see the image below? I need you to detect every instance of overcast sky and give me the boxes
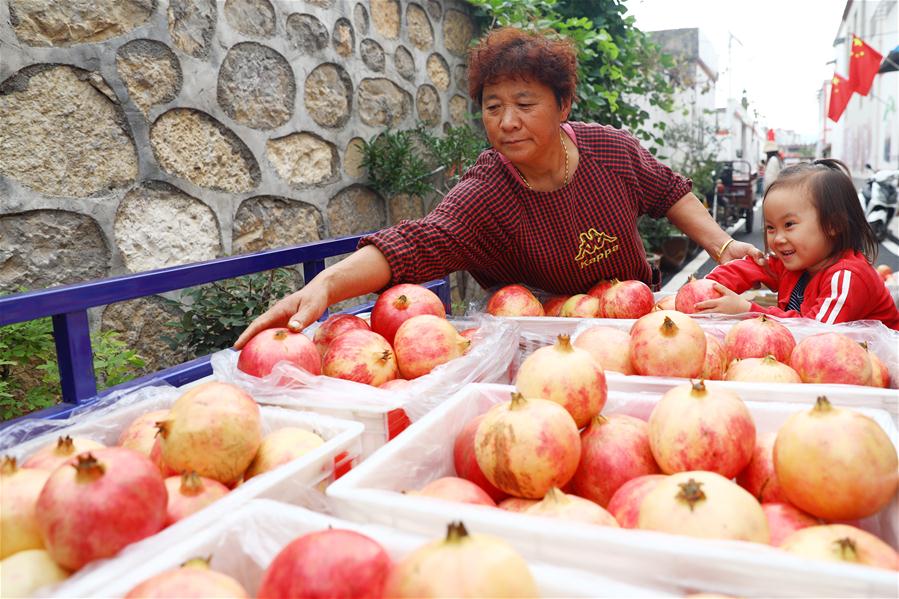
[624,0,850,141]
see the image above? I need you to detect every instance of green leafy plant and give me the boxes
[637,214,677,254]
[658,113,721,201]
[466,0,676,148]
[360,129,434,198]
[163,268,295,359]
[422,124,489,192]
[0,316,146,421]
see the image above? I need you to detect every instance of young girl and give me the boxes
[696,159,899,330]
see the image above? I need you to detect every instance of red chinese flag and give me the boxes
[849,34,883,96]
[828,74,853,122]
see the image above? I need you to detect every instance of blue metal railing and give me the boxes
[0,234,451,426]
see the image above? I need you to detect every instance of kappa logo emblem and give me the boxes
[575,228,619,268]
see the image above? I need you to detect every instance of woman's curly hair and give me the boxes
[468,27,578,108]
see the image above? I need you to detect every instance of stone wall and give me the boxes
[0,0,478,372]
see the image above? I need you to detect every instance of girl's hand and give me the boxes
[694,283,752,315]
[721,239,766,267]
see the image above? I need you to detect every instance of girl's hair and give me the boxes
[763,158,878,263]
[468,27,578,109]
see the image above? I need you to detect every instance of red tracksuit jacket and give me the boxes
[706,249,899,330]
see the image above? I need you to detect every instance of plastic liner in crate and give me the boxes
[211,315,520,457]
[0,384,364,597]
[81,498,671,598]
[327,382,899,598]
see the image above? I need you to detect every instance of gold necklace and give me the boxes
[517,130,569,190]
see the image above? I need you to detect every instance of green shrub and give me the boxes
[0,316,145,421]
[163,268,295,359]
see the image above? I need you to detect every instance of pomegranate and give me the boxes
[648,381,756,478]
[599,279,654,319]
[723,315,796,363]
[156,382,262,486]
[393,315,470,379]
[653,295,677,312]
[586,279,614,313]
[736,432,788,503]
[569,414,660,507]
[573,326,633,375]
[542,295,569,317]
[607,474,667,529]
[629,311,706,378]
[525,487,619,526]
[257,529,392,599]
[701,333,728,380]
[414,476,496,507]
[453,414,507,502]
[725,355,802,383]
[384,522,537,597]
[237,328,321,378]
[773,396,898,520]
[486,284,544,317]
[1,456,51,558]
[125,558,249,598]
[322,329,398,386]
[674,276,722,314]
[36,449,168,571]
[559,293,599,318]
[0,549,69,597]
[313,313,370,358]
[118,410,170,457]
[22,435,105,471]
[761,502,819,547]
[371,283,445,344]
[475,393,581,499]
[863,343,891,388]
[497,497,539,512]
[790,333,872,386]
[781,524,899,570]
[515,334,607,428]
[149,438,177,477]
[244,427,325,480]
[163,472,230,525]
[638,471,769,543]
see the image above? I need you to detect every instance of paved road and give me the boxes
[661,200,899,292]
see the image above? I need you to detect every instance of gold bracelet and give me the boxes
[717,238,735,262]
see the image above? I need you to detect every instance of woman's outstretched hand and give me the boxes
[233,284,329,349]
[721,239,766,267]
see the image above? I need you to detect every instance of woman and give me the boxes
[235,27,763,347]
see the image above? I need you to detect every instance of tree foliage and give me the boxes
[466,0,676,148]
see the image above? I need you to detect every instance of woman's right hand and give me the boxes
[233,284,329,349]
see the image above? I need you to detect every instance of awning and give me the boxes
[879,45,899,73]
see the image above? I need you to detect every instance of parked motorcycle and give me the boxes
[858,164,899,242]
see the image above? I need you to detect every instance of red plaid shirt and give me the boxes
[359,122,691,294]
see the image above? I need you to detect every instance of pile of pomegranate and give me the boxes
[487,280,656,319]
[119,520,537,598]
[437,362,899,571]
[0,381,326,593]
[238,283,472,387]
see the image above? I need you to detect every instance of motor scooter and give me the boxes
[858,164,899,242]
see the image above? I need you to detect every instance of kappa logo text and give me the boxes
[575,228,619,268]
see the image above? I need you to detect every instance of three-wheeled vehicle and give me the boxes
[710,160,757,234]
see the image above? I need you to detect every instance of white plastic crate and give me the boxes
[0,384,364,597]
[213,315,520,457]
[80,498,672,598]
[505,313,899,417]
[327,382,899,598]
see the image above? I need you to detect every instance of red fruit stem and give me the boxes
[690,380,707,395]
[834,538,859,561]
[1,455,17,475]
[56,435,75,455]
[762,355,778,364]
[379,349,393,363]
[156,420,172,439]
[812,396,834,415]
[73,453,106,482]
[509,392,527,409]
[660,316,679,336]
[445,521,470,543]
[180,471,205,495]
[274,330,289,340]
[556,334,574,352]
[394,295,410,310]
[676,478,706,512]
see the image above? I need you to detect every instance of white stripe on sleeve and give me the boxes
[816,270,851,325]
